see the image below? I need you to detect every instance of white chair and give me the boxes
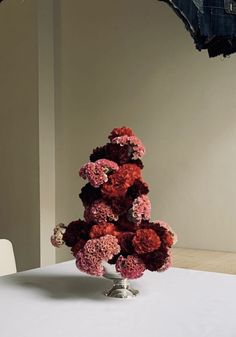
[0,239,17,276]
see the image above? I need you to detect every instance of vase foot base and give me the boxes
[103,285,139,298]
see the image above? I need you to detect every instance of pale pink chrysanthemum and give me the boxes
[116,255,146,279]
[95,159,119,172]
[79,159,119,188]
[111,135,145,160]
[84,234,120,260]
[79,162,107,187]
[76,251,104,276]
[76,235,121,277]
[84,199,118,224]
[50,223,66,248]
[129,194,151,224]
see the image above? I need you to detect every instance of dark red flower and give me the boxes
[63,220,91,247]
[110,196,133,214]
[108,127,135,141]
[90,145,107,162]
[140,220,167,239]
[132,229,161,254]
[117,216,138,231]
[90,143,131,164]
[79,183,102,206]
[71,239,86,257]
[106,143,131,164]
[108,253,121,265]
[142,249,169,271]
[117,232,135,255]
[89,223,117,239]
[128,159,144,169]
[127,179,149,199]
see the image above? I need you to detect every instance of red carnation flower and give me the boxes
[89,223,117,239]
[140,220,166,238]
[132,229,161,254]
[101,164,141,198]
[108,127,135,141]
[163,232,174,247]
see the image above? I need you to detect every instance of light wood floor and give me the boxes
[172,248,236,275]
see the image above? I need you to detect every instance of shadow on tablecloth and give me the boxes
[6,273,112,301]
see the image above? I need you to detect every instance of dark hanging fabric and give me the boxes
[159,0,236,57]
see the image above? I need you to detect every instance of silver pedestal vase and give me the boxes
[103,263,139,299]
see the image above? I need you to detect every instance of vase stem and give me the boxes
[104,278,139,298]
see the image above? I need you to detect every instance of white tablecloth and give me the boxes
[0,261,236,337]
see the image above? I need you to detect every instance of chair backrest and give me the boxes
[0,239,17,276]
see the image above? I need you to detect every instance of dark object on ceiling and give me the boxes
[159,0,236,57]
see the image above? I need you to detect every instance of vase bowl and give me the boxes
[103,263,139,299]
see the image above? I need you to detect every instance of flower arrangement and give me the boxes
[51,127,177,279]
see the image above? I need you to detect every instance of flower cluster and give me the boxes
[111,135,145,160]
[50,224,66,248]
[128,194,151,224]
[84,199,118,223]
[76,235,120,276]
[101,164,141,198]
[79,159,119,188]
[51,127,177,280]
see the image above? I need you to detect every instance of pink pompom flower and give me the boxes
[116,255,146,279]
[79,159,119,188]
[84,199,118,224]
[76,251,104,276]
[129,194,151,224]
[76,235,121,276]
[111,135,145,160]
[50,223,66,248]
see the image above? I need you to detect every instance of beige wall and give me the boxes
[1,0,236,269]
[0,0,40,271]
[55,0,236,262]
